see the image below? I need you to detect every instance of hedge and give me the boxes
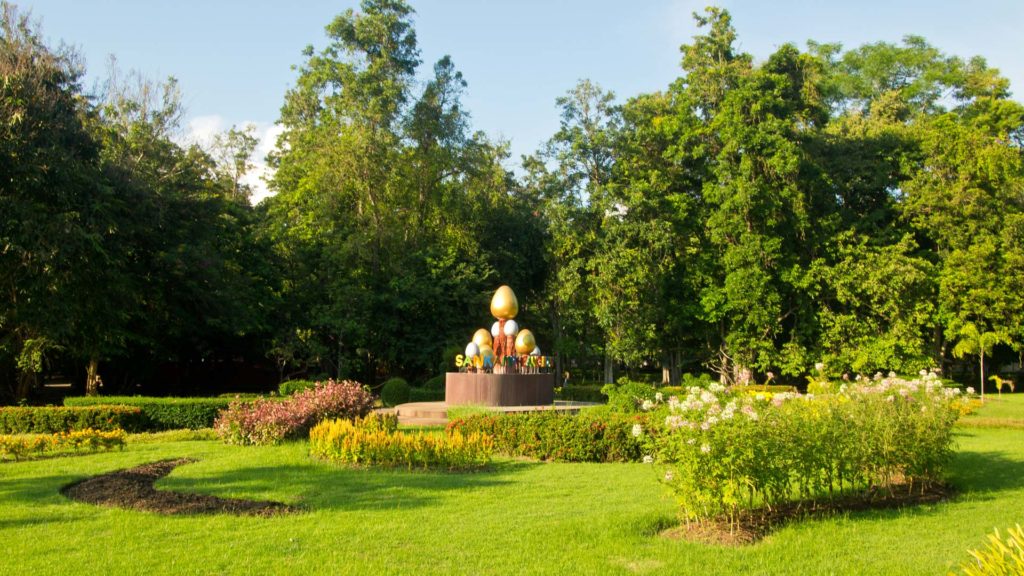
[557,384,606,403]
[409,387,444,403]
[445,408,649,462]
[0,406,145,434]
[64,396,246,430]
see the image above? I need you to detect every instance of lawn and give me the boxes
[1,405,1022,574]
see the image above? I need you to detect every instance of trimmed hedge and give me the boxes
[558,384,606,403]
[279,380,316,396]
[64,396,243,430]
[0,406,145,434]
[445,408,649,462]
[409,388,444,403]
[380,378,410,407]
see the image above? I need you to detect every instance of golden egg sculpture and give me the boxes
[478,344,494,360]
[472,328,492,349]
[490,285,519,320]
[514,329,536,355]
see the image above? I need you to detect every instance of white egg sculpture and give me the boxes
[491,321,501,338]
[465,342,480,357]
[530,346,541,356]
[503,319,519,337]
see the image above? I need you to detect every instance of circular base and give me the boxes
[445,372,555,406]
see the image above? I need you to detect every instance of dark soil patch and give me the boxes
[660,483,952,546]
[61,458,297,517]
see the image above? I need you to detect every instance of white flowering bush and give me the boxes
[650,371,964,525]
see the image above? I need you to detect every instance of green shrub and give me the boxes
[0,428,127,461]
[278,380,316,396]
[422,374,445,390]
[446,409,650,462]
[730,384,798,394]
[958,524,1024,576]
[0,405,145,434]
[409,388,444,403]
[601,379,657,412]
[380,377,411,407]
[64,396,239,430]
[558,384,606,403]
[310,415,492,470]
[680,372,715,389]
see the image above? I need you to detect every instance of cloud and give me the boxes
[182,115,282,205]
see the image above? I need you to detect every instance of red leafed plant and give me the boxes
[214,380,374,446]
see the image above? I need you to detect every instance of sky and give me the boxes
[23,0,1024,203]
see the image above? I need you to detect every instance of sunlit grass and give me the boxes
[0,425,1021,574]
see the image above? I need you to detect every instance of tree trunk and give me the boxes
[979,354,985,404]
[603,351,614,384]
[85,358,101,396]
[661,351,671,386]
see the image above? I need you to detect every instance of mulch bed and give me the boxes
[61,458,297,517]
[660,483,952,546]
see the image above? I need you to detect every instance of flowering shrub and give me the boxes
[0,428,127,461]
[652,372,963,525]
[310,415,492,470]
[214,380,374,445]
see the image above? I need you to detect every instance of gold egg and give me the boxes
[472,328,492,349]
[478,344,494,359]
[514,329,536,355]
[490,285,519,320]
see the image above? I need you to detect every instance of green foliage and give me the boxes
[557,384,607,403]
[278,380,316,396]
[0,428,127,461]
[958,524,1024,576]
[445,409,649,462]
[0,405,144,434]
[422,374,445,390]
[64,396,239,430]
[601,379,657,412]
[380,377,411,407]
[310,414,491,470]
[408,388,444,403]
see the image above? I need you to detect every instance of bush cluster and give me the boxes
[446,408,649,462]
[380,377,410,407]
[0,405,145,434]
[310,415,492,470]
[278,380,316,396]
[0,428,127,461]
[652,373,963,524]
[214,380,374,445]
[65,396,240,430]
[958,524,1024,576]
[601,379,658,412]
[557,384,606,403]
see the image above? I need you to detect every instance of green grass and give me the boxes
[962,393,1024,428]
[0,424,1022,574]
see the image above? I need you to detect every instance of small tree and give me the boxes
[952,323,1010,403]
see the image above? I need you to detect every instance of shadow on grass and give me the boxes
[155,458,536,513]
[947,449,1024,496]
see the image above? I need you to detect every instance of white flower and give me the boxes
[967,387,976,395]
[888,371,897,378]
[642,455,654,464]
[655,392,664,402]
[700,443,711,454]
[919,369,928,377]
[814,362,825,372]
[641,400,654,411]
[664,470,675,482]
[631,424,643,438]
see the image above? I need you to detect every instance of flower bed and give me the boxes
[310,414,492,470]
[214,380,374,445]
[651,373,963,526]
[0,428,127,461]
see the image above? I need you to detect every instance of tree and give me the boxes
[952,323,1010,402]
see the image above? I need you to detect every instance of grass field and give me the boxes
[1,397,1022,575]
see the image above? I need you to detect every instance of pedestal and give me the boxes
[445,372,556,407]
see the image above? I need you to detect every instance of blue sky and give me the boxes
[25,0,1024,201]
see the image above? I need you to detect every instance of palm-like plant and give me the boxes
[952,323,1010,403]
